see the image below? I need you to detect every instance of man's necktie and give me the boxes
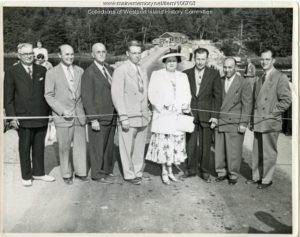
[27,67,32,79]
[67,67,76,98]
[136,65,144,93]
[261,73,266,85]
[196,74,202,95]
[102,66,112,84]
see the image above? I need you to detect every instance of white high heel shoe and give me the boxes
[168,173,179,182]
[162,172,170,185]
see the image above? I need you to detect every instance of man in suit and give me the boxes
[215,58,252,185]
[45,44,87,185]
[4,43,55,186]
[81,43,117,184]
[247,48,291,189]
[111,40,150,185]
[182,48,222,182]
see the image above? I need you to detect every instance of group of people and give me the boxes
[4,40,291,190]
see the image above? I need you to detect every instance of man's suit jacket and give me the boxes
[111,60,150,127]
[252,68,291,133]
[4,63,50,128]
[81,62,116,125]
[44,63,86,127]
[183,66,222,127]
[218,74,252,132]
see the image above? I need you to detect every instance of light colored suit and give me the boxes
[251,68,291,184]
[111,60,150,180]
[45,63,87,178]
[215,74,252,179]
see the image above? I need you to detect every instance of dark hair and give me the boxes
[36,53,45,59]
[260,47,276,58]
[127,40,142,51]
[194,48,209,58]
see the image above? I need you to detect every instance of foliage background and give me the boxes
[3,8,293,57]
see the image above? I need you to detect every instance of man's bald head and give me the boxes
[92,43,107,64]
[58,44,74,66]
[223,57,237,78]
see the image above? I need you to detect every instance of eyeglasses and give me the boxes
[20,53,34,56]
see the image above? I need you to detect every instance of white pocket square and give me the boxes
[39,77,44,81]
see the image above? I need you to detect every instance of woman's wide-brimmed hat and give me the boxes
[159,49,186,63]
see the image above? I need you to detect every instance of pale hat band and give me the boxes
[159,52,187,62]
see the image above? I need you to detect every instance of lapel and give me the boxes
[92,62,110,88]
[187,67,197,97]
[198,67,211,96]
[32,64,41,90]
[125,60,139,85]
[16,63,34,95]
[73,66,82,97]
[256,69,276,102]
[221,77,226,100]
[58,64,75,99]
[17,63,33,82]
[221,74,241,110]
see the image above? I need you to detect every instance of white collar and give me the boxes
[225,73,236,81]
[264,67,274,77]
[21,63,32,72]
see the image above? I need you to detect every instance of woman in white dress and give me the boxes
[146,50,192,185]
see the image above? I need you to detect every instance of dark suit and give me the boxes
[183,66,222,178]
[251,68,291,184]
[215,74,252,179]
[81,62,117,179]
[4,63,50,180]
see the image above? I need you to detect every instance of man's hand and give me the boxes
[62,110,74,119]
[10,119,19,129]
[121,120,130,131]
[238,125,247,134]
[209,118,218,129]
[91,120,100,131]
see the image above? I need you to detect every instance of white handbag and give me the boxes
[176,114,195,133]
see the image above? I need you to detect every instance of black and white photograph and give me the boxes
[1,1,298,235]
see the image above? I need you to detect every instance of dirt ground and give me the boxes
[2,128,293,233]
[1,45,293,234]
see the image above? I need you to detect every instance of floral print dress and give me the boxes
[146,76,187,166]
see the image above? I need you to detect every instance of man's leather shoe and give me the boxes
[202,177,212,183]
[125,178,141,185]
[228,179,237,185]
[75,175,89,182]
[245,179,261,184]
[63,177,73,185]
[257,181,272,189]
[215,176,227,182]
[180,172,196,179]
[92,177,114,184]
[33,175,55,182]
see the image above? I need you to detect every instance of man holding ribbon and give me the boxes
[182,48,222,183]
[45,44,87,185]
[111,40,151,185]
[81,43,117,184]
[4,43,55,186]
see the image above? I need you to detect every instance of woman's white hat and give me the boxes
[159,50,186,62]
